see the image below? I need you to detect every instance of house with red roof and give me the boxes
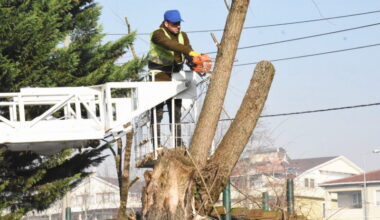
[320,169,380,220]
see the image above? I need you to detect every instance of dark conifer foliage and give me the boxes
[0,145,109,219]
[0,0,145,219]
[0,0,144,92]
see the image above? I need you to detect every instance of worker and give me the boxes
[148,9,200,147]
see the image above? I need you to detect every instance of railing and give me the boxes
[0,87,104,125]
[0,80,188,153]
[134,122,196,162]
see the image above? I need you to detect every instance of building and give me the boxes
[22,174,143,220]
[231,147,290,189]
[320,169,380,220]
[289,156,363,219]
[230,148,363,220]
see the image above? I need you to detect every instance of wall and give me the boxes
[324,184,380,220]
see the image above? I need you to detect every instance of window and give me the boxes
[337,191,362,208]
[249,175,260,188]
[274,172,284,178]
[376,190,380,206]
[304,178,315,188]
[310,179,315,188]
[352,192,362,208]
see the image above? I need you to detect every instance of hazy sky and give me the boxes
[96,0,380,172]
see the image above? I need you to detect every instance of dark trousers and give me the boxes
[151,99,182,147]
[149,69,183,147]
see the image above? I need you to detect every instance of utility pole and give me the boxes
[262,192,269,211]
[61,191,71,220]
[364,149,380,220]
[223,180,231,220]
[363,170,368,220]
[286,178,294,214]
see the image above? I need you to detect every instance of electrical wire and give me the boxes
[218,102,380,121]
[206,22,380,54]
[233,42,380,67]
[103,10,380,36]
[116,22,380,65]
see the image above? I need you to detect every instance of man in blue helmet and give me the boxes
[148,9,200,147]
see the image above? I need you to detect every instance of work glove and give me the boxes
[189,51,201,57]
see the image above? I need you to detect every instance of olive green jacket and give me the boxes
[148,23,193,73]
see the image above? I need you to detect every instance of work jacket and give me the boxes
[148,24,192,74]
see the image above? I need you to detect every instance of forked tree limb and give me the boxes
[194,61,275,214]
[209,60,275,183]
[189,0,250,167]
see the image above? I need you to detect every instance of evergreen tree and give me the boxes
[0,0,145,219]
[0,146,109,220]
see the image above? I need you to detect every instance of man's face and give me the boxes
[164,21,181,34]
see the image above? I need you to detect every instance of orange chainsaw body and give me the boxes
[191,54,212,73]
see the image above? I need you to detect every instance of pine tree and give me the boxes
[0,0,145,219]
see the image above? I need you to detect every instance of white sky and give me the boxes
[96,0,380,172]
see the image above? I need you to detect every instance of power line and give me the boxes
[233,42,380,67]
[115,24,380,64]
[104,10,380,36]
[186,9,380,33]
[218,102,380,121]
[206,22,380,54]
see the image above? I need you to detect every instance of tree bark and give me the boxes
[142,1,278,219]
[117,130,138,219]
[189,0,250,167]
[195,61,275,213]
[143,62,275,219]
[142,148,196,220]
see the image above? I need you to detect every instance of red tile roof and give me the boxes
[321,169,380,186]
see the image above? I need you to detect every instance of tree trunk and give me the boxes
[142,148,195,220]
[142,1,277,219]
[117,130,138,219]
[189,0,250,167]
[195,61,275,213]
[143,61,275,219]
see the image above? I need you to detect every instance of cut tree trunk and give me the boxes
[142,61,275,219]
[142,0,277,219]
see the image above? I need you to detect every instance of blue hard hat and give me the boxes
[164,10,184,22]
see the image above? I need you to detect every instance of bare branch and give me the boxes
[210,33,220,49]
[224,0,231,10]
[125,16,138,59]
[128,177,139,188]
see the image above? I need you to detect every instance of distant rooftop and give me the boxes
[98,176,144,193]
[251,147,287,154]
[98,176,118,186]
[288,156,338,173]
[321,169,380,186]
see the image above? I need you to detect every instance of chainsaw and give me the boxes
[186,54,212,75]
